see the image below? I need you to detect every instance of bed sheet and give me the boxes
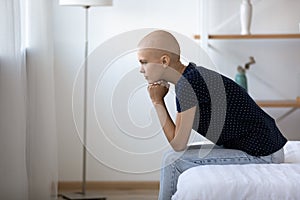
[172,141,300,200]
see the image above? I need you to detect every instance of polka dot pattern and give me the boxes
[175,63,287,156]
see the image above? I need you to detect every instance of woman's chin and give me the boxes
[147,79,155,84]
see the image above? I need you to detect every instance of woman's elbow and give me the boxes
[170,142,187,152]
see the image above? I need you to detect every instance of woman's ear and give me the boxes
[161,55,170,68]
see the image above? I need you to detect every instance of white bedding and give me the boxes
[172,141,300,200]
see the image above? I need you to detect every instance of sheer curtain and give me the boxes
[0,0,28,199]
[0,0,58,199]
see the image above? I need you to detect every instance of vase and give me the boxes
[240,0,252,35]
[235,71,248,92]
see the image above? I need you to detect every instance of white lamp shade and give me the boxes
[59,0,112,6]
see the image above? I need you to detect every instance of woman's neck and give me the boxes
[163,61,186,84]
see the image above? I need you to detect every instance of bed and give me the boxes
[172,141,300,200]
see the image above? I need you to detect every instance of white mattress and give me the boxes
[172,141,300,200]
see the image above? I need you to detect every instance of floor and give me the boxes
[58,189,159,200]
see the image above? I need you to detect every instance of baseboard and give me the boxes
[58,181,159,191]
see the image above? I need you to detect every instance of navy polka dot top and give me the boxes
[175,63,287,156]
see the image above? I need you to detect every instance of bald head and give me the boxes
[138,30,181,60]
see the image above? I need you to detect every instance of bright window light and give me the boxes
[20,0,29,48]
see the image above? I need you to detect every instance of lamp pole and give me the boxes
[59,1,112,199]
[82,5,90,196]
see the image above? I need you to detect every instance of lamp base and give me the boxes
[60,191,106,200]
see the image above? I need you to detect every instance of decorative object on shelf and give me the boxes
[235,56,255,91]
[240,0,253,35]
[235,67,248,91]
[59,0,113,199]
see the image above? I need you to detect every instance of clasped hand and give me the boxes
[147,80,170,105]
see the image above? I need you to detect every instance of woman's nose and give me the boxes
[139,65,145,73]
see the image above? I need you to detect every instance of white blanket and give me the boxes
[172,141,300,200]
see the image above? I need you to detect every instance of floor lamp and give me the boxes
[59,0,113,199]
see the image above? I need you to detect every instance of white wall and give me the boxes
[54,0,300,181]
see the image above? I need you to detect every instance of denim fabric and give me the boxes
[158,144,284,200]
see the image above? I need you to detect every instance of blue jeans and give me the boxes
[158,144,284,200]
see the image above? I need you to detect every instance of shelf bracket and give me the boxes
[276,108,298,123]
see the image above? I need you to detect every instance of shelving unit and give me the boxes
[194,32,300,120]
[256,97,300,108]
[195,1,300,122]
[193,33,300,111]
[194,34,300,40]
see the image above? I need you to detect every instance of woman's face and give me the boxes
[137,49,166,84]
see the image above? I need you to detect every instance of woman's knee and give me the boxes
[161,150,183,168]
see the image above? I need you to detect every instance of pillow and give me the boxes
[284,141,300,163]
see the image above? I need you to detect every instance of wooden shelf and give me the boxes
[256,97,300,108]
[194,34,300,40]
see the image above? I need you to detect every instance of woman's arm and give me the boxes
[148,83,196,151]
[171,106,196,151]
